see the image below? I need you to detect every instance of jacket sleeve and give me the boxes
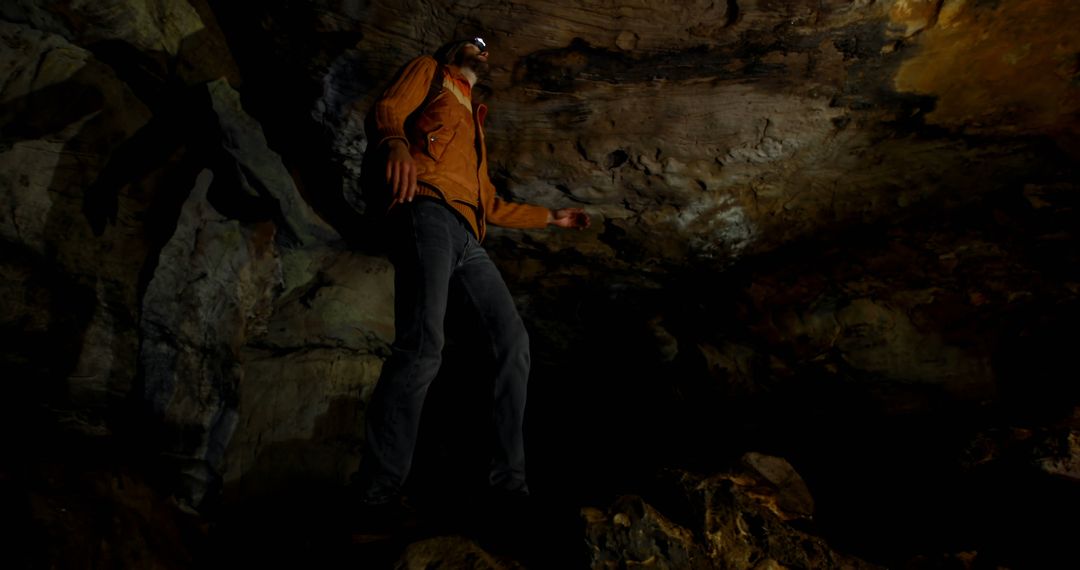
[481,178,551,229]
[374,56,439,148]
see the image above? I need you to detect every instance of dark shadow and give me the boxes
[0,26,298,518]
[203,0,370,248]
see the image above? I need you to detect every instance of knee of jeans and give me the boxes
[392,328,445,361]
[385,344,443,386]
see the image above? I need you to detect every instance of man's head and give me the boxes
[434,37,489,72]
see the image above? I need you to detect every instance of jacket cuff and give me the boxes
[378,135,409,149]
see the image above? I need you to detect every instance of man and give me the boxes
[354,37,590,516]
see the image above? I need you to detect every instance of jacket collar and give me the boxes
[446,65,474,96]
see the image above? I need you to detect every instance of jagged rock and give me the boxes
[205,78,337,248]
[695,463,878,569]
[139,168,281,508]
[212,0,1078,271]
[135,75,348,507]
[225,249,394,498]
[887,0,945,38]
[958,408,1080,482]
[1010,408,1080,482]
[696,341,762,398]
[396,536,525,570]
[583,495,712,570]
[893,0,1080,141]
[583,455,877,569]
[1035,430,1080,482]
[1,0,204,56]
[584,453,874,569]
[832,297,990,390]
[738,452,815,521]
[0,20,153,413]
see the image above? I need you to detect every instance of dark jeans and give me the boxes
[357,198,530,503]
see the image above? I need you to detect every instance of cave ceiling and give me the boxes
[285,0,1080,279]
[5,0,1076,282]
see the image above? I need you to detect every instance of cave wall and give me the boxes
[2,2,1079,565]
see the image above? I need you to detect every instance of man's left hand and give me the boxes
[548,208,591,229]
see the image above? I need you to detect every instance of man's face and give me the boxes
[458,41,489,73]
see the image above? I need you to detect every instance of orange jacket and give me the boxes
[374,55,550,241]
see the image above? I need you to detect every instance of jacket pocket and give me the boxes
[423,125,456,161]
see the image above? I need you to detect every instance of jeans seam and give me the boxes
[382,203,429,492]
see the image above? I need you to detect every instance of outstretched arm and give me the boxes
[484,194,592,231]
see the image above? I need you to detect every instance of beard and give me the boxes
[459,53,490,76]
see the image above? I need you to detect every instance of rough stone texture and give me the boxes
[131,77,382,507]
[206,78,337,248]
[1,0,375,519]
[963,407,1080,483]
[139,167,281,509]
[0,0,204,55]
[1035,429,1080,482]
[396,536,525,570]
[3,0,1080,568]
[894,0,1080,140]
[212,0,1079,415]
[0,19,153,413]
[682,461,876,570]
[583,495,712,570]
[739,452,814,521]
[583,454,877,569]
[225,249,393,498]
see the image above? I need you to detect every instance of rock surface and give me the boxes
[2,0,1079,568]
[583,453,878,570]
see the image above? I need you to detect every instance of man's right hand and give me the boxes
[385,139,418,204]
